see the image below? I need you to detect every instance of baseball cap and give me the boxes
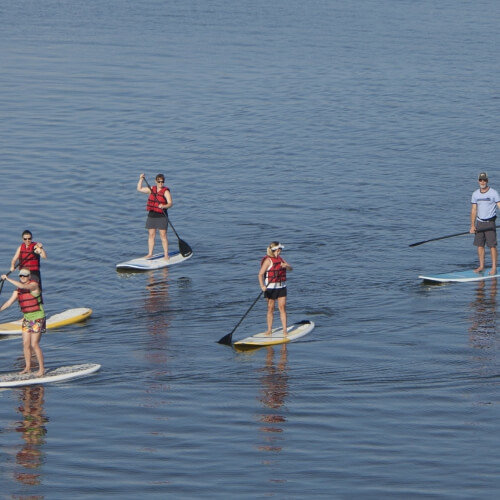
[478,172,488,180]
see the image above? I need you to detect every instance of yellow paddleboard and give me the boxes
[0,307,92,335]
[234,320,314,348]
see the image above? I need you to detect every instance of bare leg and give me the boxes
[159,229,169,260]
[277,296,287,336]
[490,246,498,275]
[20,331,32,374]
[31,332,44,377]
[145,228,156,258]
[474,246,485,272]
[265,298,275,335]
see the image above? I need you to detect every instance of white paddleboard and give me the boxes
[419,269,500,283]
[0,363,100,388]
[0,307,93,335]
[116,250,192,271]
[234,320,315,348]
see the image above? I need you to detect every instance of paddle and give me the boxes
[217,292,263,346]
[143,177,193,257]
[409,225,500,247]
[0,250,35,296]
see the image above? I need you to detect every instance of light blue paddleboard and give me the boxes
[419,269,500,283]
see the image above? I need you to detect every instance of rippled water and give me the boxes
[0,0,499,497]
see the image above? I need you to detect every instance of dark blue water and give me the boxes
[0,0,499,497]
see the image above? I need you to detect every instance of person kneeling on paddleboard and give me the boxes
[258,242,293,337]
[0,269,45,376]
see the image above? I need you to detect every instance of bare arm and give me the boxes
[258,258,271,291]
[0,290,19,312]
[470,204,477,233]
[137,173,151,194]
[10,246,20,271]
[35,242,47,259]
[2,275,40,292]
[161,189,173,210]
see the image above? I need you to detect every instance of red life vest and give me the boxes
[261,255,286,285]
[19,242,40,271]
[17,282,43,313]
[146,186,170,213]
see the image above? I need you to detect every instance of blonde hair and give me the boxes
[266,241,281,257]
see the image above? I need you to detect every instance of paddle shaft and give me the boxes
[217,292,263,345]
[409,225,500,247]
[0,250,36,295]
[143,177,192,257]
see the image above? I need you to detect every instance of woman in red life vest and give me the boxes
[258,242,293,336]
[137,173,173,260]
[0,269,45,376]
[10,230,47,290]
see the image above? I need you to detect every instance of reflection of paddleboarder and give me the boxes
[470,172,500,275]
[137,173,173,261]
[10,230,47,290]
[0,269,45,376]
[258,242,293,337]
[15,385,47,486]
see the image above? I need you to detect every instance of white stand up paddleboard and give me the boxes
[234,320,315,348]
[116,250,192,271]
[419,269,500,283]
[0,363,101,388]
[0,308,93,335]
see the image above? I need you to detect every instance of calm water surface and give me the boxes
[0,0,499,498]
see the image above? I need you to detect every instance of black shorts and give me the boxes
[264,288,287,300]
[474,219,497,248]
[146,211,168,230]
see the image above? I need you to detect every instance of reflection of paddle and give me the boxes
[143,177,193,257]
[218,292,262,346]
[409,225,500,247]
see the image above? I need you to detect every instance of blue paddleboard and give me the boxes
[419,269,500,283]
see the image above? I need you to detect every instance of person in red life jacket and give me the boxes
[0,268,45,377]
[137,173,173,260]
[258,242,293,337]
[10,230,47,290]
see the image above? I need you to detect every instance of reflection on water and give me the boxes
[468,280,498,373]
[143,269,171,407]
[14,385,48,487]
[257,345,288,456]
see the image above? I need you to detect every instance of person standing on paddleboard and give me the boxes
[10,230,47,290]
[258,242,293,337]
[470,172,500,275]
[137,173,173,261]
[0,269,45,376]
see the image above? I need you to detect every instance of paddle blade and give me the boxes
[217,332,233,345]
[178,238,192,257]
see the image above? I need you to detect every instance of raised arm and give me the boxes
[137,173,151,194]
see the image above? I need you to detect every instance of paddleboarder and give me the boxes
[258,242,293,337]
[470,172,500,275]
[137,173,173,261]
[0,269,45,376]
[10,230,47,290]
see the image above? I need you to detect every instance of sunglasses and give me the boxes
[19,274,30,278]
[479,179,488,182]
[156,180,164,184]
[23,237,32,240]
